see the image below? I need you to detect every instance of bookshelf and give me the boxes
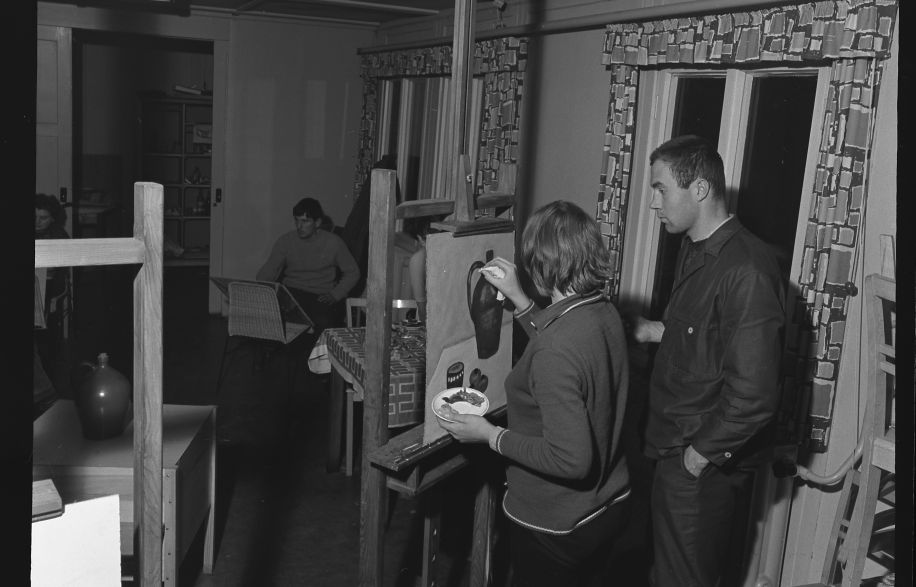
[138,94,212,266]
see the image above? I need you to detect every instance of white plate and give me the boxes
[431,387,489,422]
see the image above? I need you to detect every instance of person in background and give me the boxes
[35,193,69,240]
[629,135,785,587]
[35,193,71,373]
[257,197,360,345]
[436,200,631,587]
[399,214,446,323]
[35,193,71,312]
[339,155,397,297]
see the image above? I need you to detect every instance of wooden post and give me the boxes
[34,182,165,585]
[133,182,164,586]
[448,0,477,222]
[469,473,498,587]
[358,169,398,587]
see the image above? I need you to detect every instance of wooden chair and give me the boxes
[342,296,419,476]
[797,273,896,587]
[215,281,312,400]
[345,297,419,328]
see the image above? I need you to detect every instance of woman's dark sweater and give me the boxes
[498,292,630,534]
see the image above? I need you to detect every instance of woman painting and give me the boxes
[436,200,631,586]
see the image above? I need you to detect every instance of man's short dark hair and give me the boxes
[292,197,324,220]
[520,200,611,297]
[650,135,726,200]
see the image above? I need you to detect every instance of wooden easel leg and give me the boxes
[358,463,387,586]
[326,369,346,473]
[469,476,497,587]
[421,490,443,587]
[345,392,355,476]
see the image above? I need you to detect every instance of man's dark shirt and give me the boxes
[645,217,786,468]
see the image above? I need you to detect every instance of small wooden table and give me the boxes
[310,325,426,472]
[32,400,217,586]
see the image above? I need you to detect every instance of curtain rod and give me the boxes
[357,0,792,54]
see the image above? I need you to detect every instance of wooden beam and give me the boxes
[358,169,398,587]
[132,182,164,586]
[476,193,516,210]
[447,0,477,221]
[35,237,146,267]
[396,198,455,219]
[251,0,441,16]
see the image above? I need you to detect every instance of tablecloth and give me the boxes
[309,325,426,427]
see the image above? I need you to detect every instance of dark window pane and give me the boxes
[671,77,726,145]
[416,79,441,199]
[650,77,726,319]
[386,82,401,159]
[402,79,428,202]
[736,75,817,279]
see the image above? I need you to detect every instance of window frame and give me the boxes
[619,65,831,316]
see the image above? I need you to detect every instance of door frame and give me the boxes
[38,2,231,312]
[36,24,73,236]
[620,64,832,587]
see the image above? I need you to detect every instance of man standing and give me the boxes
[631,135,785,586]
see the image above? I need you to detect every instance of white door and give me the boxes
[36,25,72,236]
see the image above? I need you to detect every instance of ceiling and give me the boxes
[188,0,460,25]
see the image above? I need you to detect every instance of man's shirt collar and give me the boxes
[684,215,740,258]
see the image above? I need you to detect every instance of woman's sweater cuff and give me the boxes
[513,300,534,318]
[490,427,508,454]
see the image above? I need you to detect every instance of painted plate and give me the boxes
[431,387,489,422]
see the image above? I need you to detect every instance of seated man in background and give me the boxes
[257,197,360,348]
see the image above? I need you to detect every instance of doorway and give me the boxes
[66,30,216,397]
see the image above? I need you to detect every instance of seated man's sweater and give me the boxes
[256,229,359,301]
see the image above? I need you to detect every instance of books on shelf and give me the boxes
[173,84,201,95]
[173,84,211,97]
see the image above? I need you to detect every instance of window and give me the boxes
[621,66,829,320]
[375,77,484,204]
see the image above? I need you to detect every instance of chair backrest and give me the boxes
[346,297,418,328]
[228,281,288,342]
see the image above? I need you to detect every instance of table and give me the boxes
[32,400,217,586]
[310,325,426,473]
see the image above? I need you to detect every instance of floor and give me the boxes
[37,264,653,586]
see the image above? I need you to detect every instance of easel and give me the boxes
[357,168,510,587]
[356,2,515,584]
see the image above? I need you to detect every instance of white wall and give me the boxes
[220,19,374,281]
[515,29,612,222]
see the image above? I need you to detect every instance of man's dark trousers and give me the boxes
[650,450,755,587]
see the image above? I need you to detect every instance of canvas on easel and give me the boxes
[422,230,515,443]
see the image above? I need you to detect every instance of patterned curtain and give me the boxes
[600,0,897,451]
[352,37,528,201]
[792,56,886,451]
[596,64,638,298]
